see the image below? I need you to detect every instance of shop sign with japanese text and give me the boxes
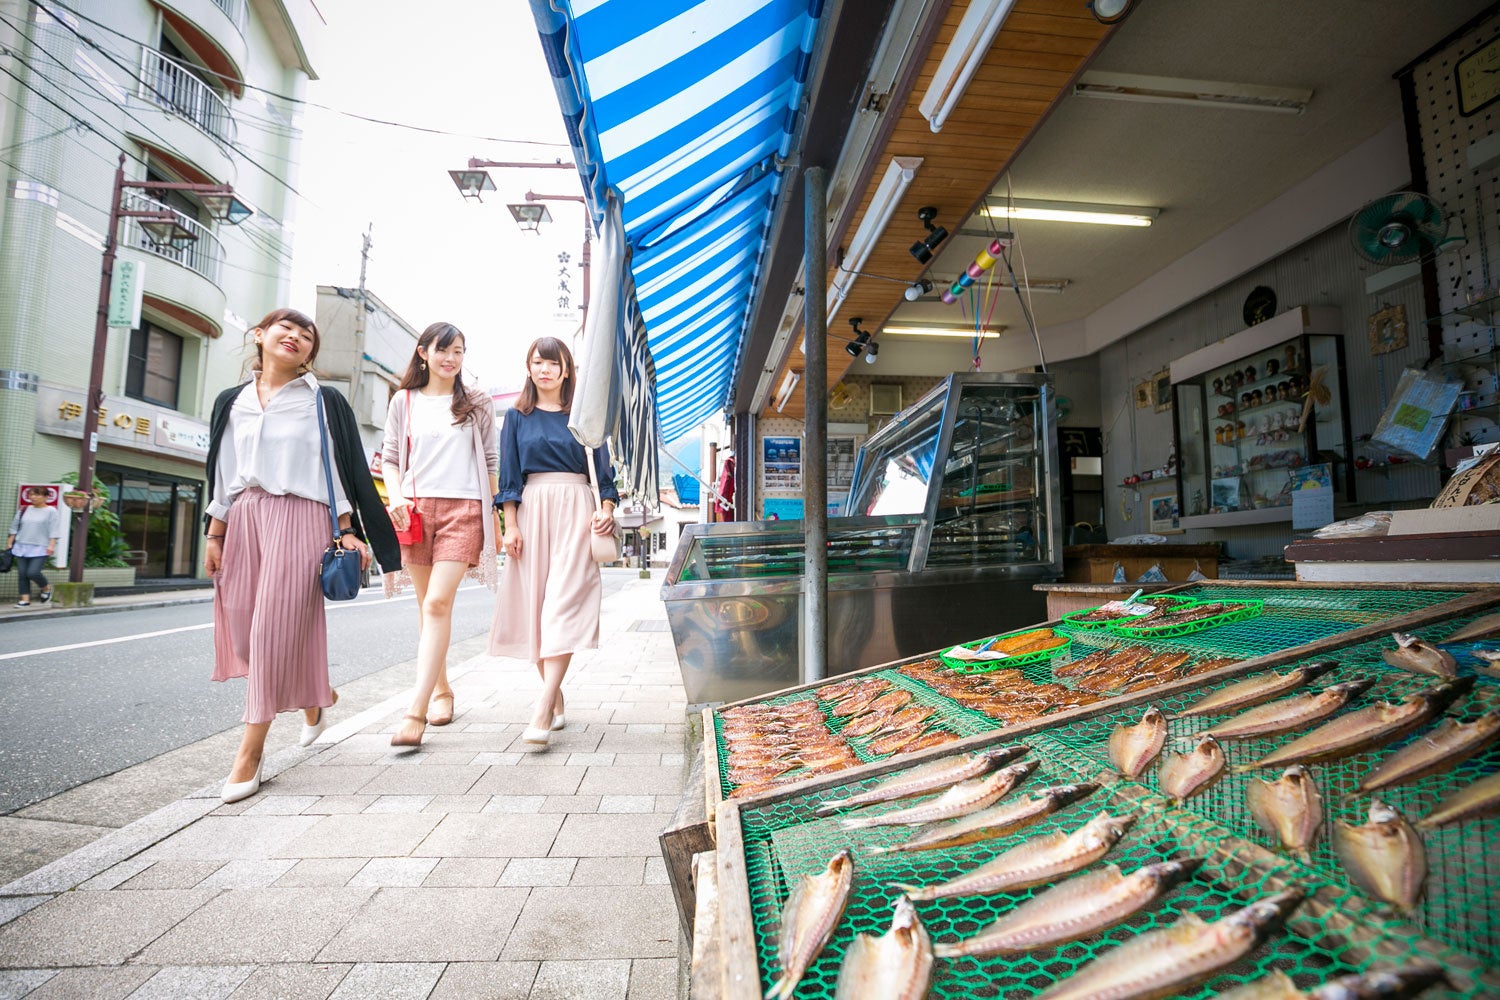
[35,384,210,461]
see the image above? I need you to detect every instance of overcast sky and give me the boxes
[287,0,582,391]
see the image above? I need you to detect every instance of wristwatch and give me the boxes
[492,492,505,510]
[336,527,358,538]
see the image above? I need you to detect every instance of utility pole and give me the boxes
[349,223,371,419]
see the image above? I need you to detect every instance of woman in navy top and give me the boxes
[488,336,618,746]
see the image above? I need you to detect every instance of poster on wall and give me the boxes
[1147,494,1181,533]
[1290,463,1335,530]
[762,436,802,490]
[762,498,804,521]
[17,484,72,569]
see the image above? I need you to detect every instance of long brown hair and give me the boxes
[249,307,319,373]
[513,336,575,415]
[396,322,484,425]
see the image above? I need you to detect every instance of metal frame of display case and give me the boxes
[698,581,1500,999]
[661,372,1063,706]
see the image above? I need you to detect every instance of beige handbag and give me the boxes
[586,446,622,564]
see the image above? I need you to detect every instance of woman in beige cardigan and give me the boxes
[380,322,498,747]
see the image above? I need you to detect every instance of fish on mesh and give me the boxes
[1108,706,1167,779]
[1417,770,1500,829]
[814,745,1028,815]
[868,783,1099,855]
[832,896,932,1000]
[765,850,854,1000]
[1355,709,1500,795]
[1174,660,1339,719]
[839,761,1037,831]
[1334,800,1427,913]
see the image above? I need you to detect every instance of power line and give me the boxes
[30,0,571,148]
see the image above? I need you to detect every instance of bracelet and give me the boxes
[206,533,225,540]
[337,527,357,538]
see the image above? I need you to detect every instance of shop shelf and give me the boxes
[1211,368,1307,400]
[1107,599,1264,638]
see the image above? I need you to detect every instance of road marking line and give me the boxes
[0,586,485,661]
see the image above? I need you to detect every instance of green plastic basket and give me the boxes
[1059,594,1196,631]
[1107,598,1264,639]
[939,630,1071,672]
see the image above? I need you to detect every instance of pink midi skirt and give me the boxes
[488,472,601,662]
[212,488,334,724]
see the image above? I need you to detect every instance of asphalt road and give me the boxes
[0,572,633,814]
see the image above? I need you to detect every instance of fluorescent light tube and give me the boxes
[1073,72,1311,114]
[918,0,1018,132]
[927,274,1069,294]
[828,156,922,323]
[880,326,1004,339]
[984,199,1158,227]
[774,370,801,412]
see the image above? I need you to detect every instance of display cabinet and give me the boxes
[662,372,1061,703]
[1171,307,1352,529]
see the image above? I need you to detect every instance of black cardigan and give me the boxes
[205,382,401,573]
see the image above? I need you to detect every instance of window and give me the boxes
[126,323,183,409]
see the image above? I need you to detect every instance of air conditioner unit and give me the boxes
[869,383,903,415]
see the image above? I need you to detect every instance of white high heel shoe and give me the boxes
[221,757,264,804]
[522,725,551,746]
[550,711,566,731]
[300,691,339,747]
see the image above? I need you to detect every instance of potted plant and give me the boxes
[55,475,133,588]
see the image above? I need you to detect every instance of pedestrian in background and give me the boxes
[488,336,617,747]
[6,487,62,607]
[381,322,498,748]
[204,307,399,803]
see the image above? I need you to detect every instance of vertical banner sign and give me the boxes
[107,260,144,329]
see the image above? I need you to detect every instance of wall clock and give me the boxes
[1243,285,1277,327]
[1457,35,1500,117]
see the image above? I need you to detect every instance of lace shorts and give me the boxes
[401,498,484,566]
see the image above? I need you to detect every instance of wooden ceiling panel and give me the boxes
[763,0,1111,422]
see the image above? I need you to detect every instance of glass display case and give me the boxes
[1171,307,1352,528]
[663,373,1061,703]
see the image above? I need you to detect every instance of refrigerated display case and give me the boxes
[662,372,1062,704]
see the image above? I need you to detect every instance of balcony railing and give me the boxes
[122,191,225,286]
[139,48,236,147]
[211,0,247,32]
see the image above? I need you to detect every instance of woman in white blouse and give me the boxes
[380,322,498,747]
[204,308,399,803]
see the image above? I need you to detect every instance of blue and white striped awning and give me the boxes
[531,0,824,443]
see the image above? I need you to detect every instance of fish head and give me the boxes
[1343,960,1452,999]
[1099,811,1139,840]
[1047,782,1100,807]
[982,744,1030,765]
[890,895,920,933]
[1418,675,1477,712]
[827,849,854,878]
[1475,649,1500,663]
[1141,705,1166,725]
[1280,765,1313,790]
[1300,659,1340,680]
[1329,676,1378,698]
[1140,857,1205,890]
[1238,888,1305,935]
[1391,631,1419,648]
[1004,759,1040,780]
[1194,735,1222,757]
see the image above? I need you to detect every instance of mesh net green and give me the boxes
[723,595,1497,999]
[712,585,1468,802]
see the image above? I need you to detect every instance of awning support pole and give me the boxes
[803,166,828,685]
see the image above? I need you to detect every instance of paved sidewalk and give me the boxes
[0,578,691,1000]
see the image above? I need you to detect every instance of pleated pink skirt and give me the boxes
[212,488,334,724]
[488,472,601,662]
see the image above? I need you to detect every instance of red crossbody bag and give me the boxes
[391,390,424,545]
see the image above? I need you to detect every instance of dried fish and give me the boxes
[832,896,932,1000]
[1116,601,1250,631]
[1214,970,1306,1000]
[1446,612,1500,643]
[1160,736,1226,803]
[1334,800,1427,912]
[863,690,915,716]
[868,783,1100,855]
[815,745,1029,815]
[1381,632,1458,680]
[840,762,1037,830]
[841,710,895,738]
[1200,678,1377,742]
[1247,765,1324,861]
[899,729,960,753]
[873,705,938,736]
[1175,660,1339,719]
[868,725,929,756]
[894,811,1136,901]
[1109,706,1167,779]
[1035,889,1305,1000]
[1244,678,1476,771]
[1356,710,1500,795]
[1416,771,1500,829]
[765,850,854,1000]
[1307,960,1451,1000]
[933,858,1203,958]
[832,687,889,718]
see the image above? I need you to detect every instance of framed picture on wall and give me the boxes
[1135,380,1153,409]
[1148,493,1181,533]
[1367,304,1408,355]
[1153,369,1173,413]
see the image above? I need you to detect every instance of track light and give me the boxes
[864,341,879,364]
[909,207,948,264]
[904,279,933,302]
[1087,0,1134,24]
[845,318,872,358]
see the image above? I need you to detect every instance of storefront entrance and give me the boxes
[97,465,202,579]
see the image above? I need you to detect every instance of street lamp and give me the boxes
[507,202,552,232]
[69,153,254,586]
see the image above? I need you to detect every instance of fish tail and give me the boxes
[863,844,893,856]
[889,881,928,899]
[931,941,965,959]
[839,817,870,831]
[764,975,790,1000]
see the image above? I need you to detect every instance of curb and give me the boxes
[0,595,216,623]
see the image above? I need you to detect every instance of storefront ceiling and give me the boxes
[760,0,1492,422]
